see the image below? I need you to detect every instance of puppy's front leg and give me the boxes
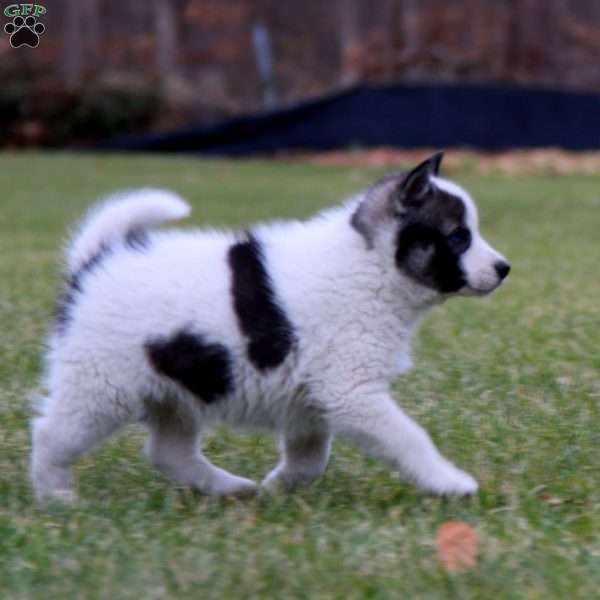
[331,391,477,496]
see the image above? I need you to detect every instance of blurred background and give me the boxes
[2,0,600,154]
[4,6,600,599]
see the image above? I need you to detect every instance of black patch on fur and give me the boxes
[54,285,79,335]
[145,331,233,402]
[54,243,112,335]
[125,227,151,252]
[395,187,469,293]
[228,232,295,371]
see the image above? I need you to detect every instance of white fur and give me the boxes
[433,177,507,294]
[31,181,507,503]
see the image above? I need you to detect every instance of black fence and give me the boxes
[99,84,600,154]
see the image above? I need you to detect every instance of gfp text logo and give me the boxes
[4,4,47,48]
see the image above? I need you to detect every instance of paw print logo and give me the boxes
[4,15,45,48]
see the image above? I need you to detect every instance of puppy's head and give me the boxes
[352,152,510,297]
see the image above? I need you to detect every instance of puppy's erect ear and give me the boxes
[429,151,444,175]
[395,151,444,209]
[350,152,444,247]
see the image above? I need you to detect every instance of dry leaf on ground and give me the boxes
[435,521,480,572]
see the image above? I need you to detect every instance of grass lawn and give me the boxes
[0,152,599,599]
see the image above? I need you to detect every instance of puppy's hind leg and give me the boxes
[144,403,257,498]
[31,393,126,505]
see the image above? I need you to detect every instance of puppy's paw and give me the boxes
[211,472,258,499]
[225,480,259,499]
[261,464,321,492]
[36,488,79,506]
[418,463,478,497]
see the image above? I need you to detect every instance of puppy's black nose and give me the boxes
[494,261,511,280]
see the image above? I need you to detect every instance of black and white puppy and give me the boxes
[31,153,510,503]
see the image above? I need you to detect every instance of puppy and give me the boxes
[31,152,509,503]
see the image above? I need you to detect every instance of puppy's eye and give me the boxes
[447,227,471,250]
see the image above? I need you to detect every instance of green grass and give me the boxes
[1,152,599,599]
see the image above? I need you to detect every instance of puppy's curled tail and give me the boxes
[65,189,191,275]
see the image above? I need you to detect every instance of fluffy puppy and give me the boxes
[31,152,509,503]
